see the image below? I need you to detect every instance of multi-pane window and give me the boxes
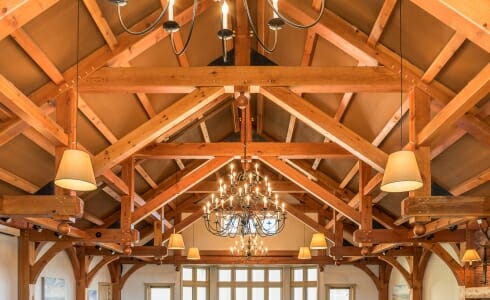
[291,267,318,300]
[182,266,209,300]
[145,284,173,300]
[218,267,282,300]
[326,285,355,300]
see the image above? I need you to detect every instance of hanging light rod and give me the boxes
[110,0,326,61]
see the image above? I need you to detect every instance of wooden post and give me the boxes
[76,247,87,300]
[378,262,390,300]
[55,89,77,223]
[409,86,432,224]
[411,248,423,300]
[121,158,135,249]
[18,230,31,300]
[359,161,373,247]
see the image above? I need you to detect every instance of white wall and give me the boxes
[182,213,316,251]
[423,255,459,300]
[122,264,180,300]
[34,250,76,300]
[389,257,410,300]
[0,234,18,300]
[321,265,379,300]
[88,256,112,299]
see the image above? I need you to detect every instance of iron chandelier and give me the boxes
[109,0,326,61]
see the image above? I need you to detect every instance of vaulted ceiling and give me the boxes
[0,0,489,264]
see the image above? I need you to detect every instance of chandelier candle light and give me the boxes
[230,235,268,257]
[203,161,286,237]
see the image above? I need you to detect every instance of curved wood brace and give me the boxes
[87,256,119,285]
[120,264,144,289]
[421,242,464,285]
[65,247,80,279]
[378,256,412,288]
[30,242,72,283]
[417,249,432,281]
[353,262,382,290]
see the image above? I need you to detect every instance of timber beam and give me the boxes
[329,246,415,258]
[28,229,140,244]
[0,195,83,218]
[80,66,402,93]
[402,196,490,218]
[353,229,465,244]
[136,142,352,159]
[85,246,168,257]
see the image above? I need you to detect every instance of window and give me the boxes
[326,285,355,300]
[291,267,318,300]
[145,284,173,300]
[182,266,209,300]
[218,267,282,300]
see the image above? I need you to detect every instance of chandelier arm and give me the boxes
[242,0,279,53]
[169,0,198,56]
[268,0,326,29]
[117,4,169,35]
[222,37,229,63]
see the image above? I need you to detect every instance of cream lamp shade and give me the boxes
[54,149,97,191]
[168,233,185,250]
[298,246,312,260]
[462,249,481,266]
[310,232,327,249]
[381,150,423,193]
[187,247,201,260]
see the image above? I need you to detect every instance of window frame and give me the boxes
[217,267,283,300]
[182,266,210,300]
[144,283,174,300]
[325,284,355,300]
[290,266,319,300]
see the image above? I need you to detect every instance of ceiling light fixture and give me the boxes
[54,0,96,192]
[187,224,201,260]
[310,232,327,250]
[380,1,422,193]
[168,229,185,250]
[298,223,311,260]
[110,0,326,61]
[202,103,286,237]
[230,234,268,258]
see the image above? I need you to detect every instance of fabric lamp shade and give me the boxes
[310,232,327,249]
[462,249,481,266]
[168,233,185,250]
[55,149,97,191]
[381,150,423,193]
[298,246,312,260]
[187,247,201,260]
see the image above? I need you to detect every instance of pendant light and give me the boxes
[54,0,96,192]
[187,224,200,260]
[168,229,185,250]
[298,223,312,260]
[310,232,327,250]
[381,1,422,193]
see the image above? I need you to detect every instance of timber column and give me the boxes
[18,230,33,300]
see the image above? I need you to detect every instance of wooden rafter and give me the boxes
[11,29,65,84]
[368,0,398,46]
[418,64,490,145]
[409,0,490,53]
[261,87,388,172]
[259,156,361,225]
[81,66,401,93]
[92,87,225,177]
[281,2,489,146]
[82,0,118,50]
[136,142,352,159]
[0,0,60,40]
